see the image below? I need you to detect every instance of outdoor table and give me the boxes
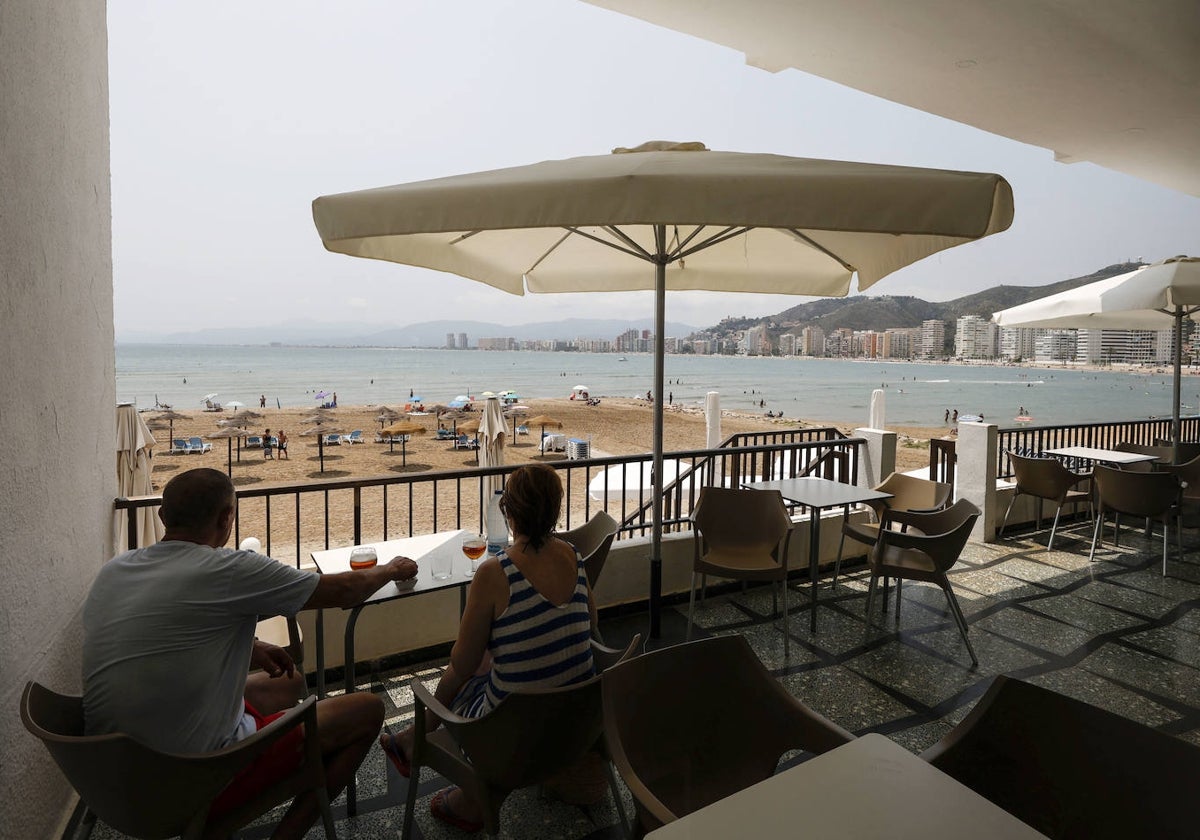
[1043,446,1158,468]
[748,477,892,633]
[311,529,471,813]
[645,733,1047,839]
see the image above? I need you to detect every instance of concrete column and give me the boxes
[1,1,114,836]
[853,428,897,490]
[957,422,998,542]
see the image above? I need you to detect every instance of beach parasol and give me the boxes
[225,400,246,410]
[382,420,425,462]
[300,420,344,472]
[206,426,250,476]
[504,405,529,436]
[478,396,508,494]
[115,404,163,551]
[994,256,1200,444]
[313,141,1014,637]
[376,406,403,428]
[153,408,191,446]
[525,414,564,440]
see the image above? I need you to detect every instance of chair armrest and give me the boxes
[200,695,317,773]
[591,634,641,672]
[410,677,471,729]
[875,528,938,553]
[883,508,933,530]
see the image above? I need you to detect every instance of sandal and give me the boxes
[431,786,484,833]
[379,731,412,778]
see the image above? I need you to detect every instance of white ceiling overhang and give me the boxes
[585,0,1200,197]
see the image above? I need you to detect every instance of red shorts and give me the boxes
[209,700,306,819]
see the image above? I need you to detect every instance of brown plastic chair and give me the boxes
[601,634,853,835]
[687,487,793,656]
[833,472,951,587]
[1089,465,1182,576]
[1155,438,1200,464]
[865,498,981,665]
[558,510,619,589]
[400,636,640,840]
[922,674,1200,839]
[999,453,1091,550]
[20,681,336,840]
[1115,441,1174,472]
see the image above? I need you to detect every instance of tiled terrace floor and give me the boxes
[90,522,1200,839]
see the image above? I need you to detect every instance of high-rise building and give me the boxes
[741,324,769,355]
[458,332,468,350]
[778,333,796,356]
[954,315,999,359]
[1034,330,1076,362]
[800,326,825,357]
[1075,328,1174,364]
[920,320,946,358]
[445,332,456,349]
[999,327,1043,361]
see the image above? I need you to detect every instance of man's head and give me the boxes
[159,468,236,545]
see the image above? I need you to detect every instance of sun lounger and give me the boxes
[170,439,190,455]
[516,424,530,436]
[435,428,456,440]
[324,433,342,446]
[245,435,263,448]
[454,434,479,450]
[187,436,212,454]
[347,430,365,444]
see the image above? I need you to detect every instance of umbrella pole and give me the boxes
[319,436,325,473]
[650,228,667,641]
[1174,306,1183,446]
[226,438,233,477]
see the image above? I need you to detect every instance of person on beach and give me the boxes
[263,429,274,459]
[82,468,418,840]
[260,394,266,409]
[379,464,596,833]
[277,429,288,459]
[952,409,959,423]
[944,409,950,424]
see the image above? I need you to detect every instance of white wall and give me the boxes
[0,1,114,836]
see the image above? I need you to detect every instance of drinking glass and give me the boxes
[461,533,487,576]
[349,546,378,570]
[431,547,453,581]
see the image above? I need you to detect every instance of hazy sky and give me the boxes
[108,0,1200,337]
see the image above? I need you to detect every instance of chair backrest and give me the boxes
[691,487,791,560]
[602,635,852,828]
[882,498,980,572]
[922,674,1200,839]
[558,510,619,589]
[875,472,952,513]
[1163,454,1200,493]
[441,636,638,791]
[1093,465,1179,517]
[1115,441,1174,471]
[1155,438,1200,464]
[1008,453,1078,501]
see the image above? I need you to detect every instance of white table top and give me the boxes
[1043,446,1158,465]
[646,733,1046,839]
[310,529,472,607]
[749,477,893,509]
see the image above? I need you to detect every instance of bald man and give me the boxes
[83,468,418,839]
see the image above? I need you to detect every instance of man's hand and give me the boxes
[251,639,295,679]
[386,555,418,582]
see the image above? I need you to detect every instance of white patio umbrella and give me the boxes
[115,403,163,551]
[478,395,508,496]
[994,256,1200,443]
[313,141,1014,637]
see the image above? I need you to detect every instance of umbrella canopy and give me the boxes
[115,404,163,551]
[225,400,246,409]
[525,414,564,440]
[312,142,1014,637]
[382,420,426,461]
[478,396,508,493]
[376,407,403,428]
[457,418,482,435]
[225,409,264,426]
[994,256,1200,442]
[154,408,191,447]
[207,426,250,475]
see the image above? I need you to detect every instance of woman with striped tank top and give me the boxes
[380,463,597,832]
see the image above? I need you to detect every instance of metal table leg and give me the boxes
[343,604,365,816]
[810,505,820,633]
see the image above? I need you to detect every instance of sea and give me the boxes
[115,344,1189,428]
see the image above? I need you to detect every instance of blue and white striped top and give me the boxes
[459,548,594,718]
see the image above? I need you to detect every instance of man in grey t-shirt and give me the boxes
[83,468,418,840]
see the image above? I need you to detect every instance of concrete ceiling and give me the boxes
[585,0,1200,197]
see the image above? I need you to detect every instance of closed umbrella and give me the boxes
[382,420,426,463]
[115,403,163,551]
[869,389,886,430]
[206,426,249,476]
[994,256,1200,444]
[313,141,1014,637]
[478,396,508,495]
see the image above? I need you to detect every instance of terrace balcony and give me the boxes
[88,420,1200,839]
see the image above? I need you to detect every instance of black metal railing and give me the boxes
[996,417,1200,478]
[115,430,863,566]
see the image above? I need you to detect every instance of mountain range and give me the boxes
[118,262,1142,348]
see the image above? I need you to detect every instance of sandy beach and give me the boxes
[143,399,943,559]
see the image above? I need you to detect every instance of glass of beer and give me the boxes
[461,533,487,576]
[349,546,378,570]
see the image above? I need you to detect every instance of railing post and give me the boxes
[958,421,999,542]
[853,429,896,490]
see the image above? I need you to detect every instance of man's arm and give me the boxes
[301,555,418,610]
